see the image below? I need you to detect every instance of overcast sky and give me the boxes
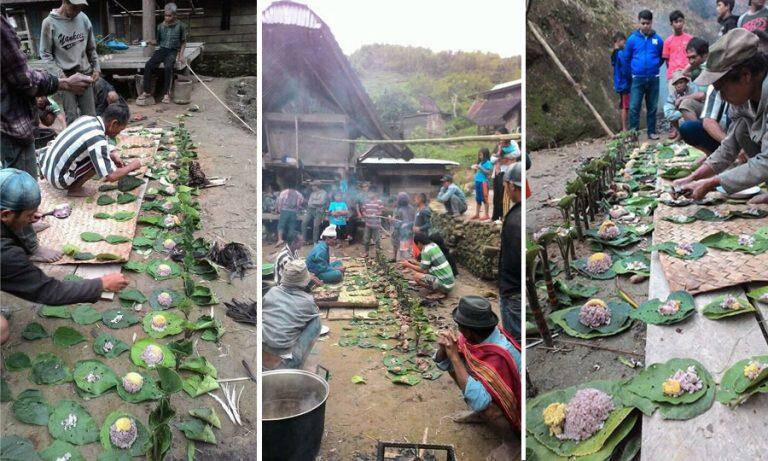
[265,0,525,57]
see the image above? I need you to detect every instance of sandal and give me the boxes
[161,95,172,104]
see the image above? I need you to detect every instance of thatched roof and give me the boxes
[262,1,413,160]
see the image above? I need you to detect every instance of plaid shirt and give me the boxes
[1,17,59,142]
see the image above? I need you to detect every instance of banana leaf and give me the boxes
[629,291,696,325]
[647,242,707,260]
[93,333,130,358]
[717,355,768,405]
[179,357,218,378]
[116,193,137,204]
[181,374,219,397]
[693,208,733,222]
[156,366,183,395]
[0,436,42,461]
[175,419,216,444]
[101,309,140,329]
[73,359,119,396]
[142,311,185,338]
[117,176,145,192]
[71,304,101,325]
[146,260,182,281]
[132,237,154,250]
[94,212,111,219]
[80,231,104,242]
[584,228,643,248]
[105,235,131,244]
[52,326,86,347]
[11,389,50,425]
[73,252,95,260]
[22,322,49,340]
[623,358,710,406]
[662,214,695,224]
[97,194,116,206]
[700,231,768,255]
[747,285,768,304]
[550,301,633,339]
[148,289,184,310]
[99,411,151,456]
[29,352,72,385]
[389,373,422,386]
[39,441,85,461]
[572,257,617,280]
[116,372,164,403]
[612,256,650,276]
[131,338,176,369]
[188,284,218,306]
[39,305,71,319]
[189,408,221,429]
[625,223,654,236]
[118,288,147,308]
[660,166,694,179]
[702,295,755,319]
[112,211,136,222]
[48,400,99,445]
[138,216,163,227]
[188,259,219,280]
[4,352,31,371]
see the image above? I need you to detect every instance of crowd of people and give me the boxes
[611,1,768,203]
[0,1,191,343]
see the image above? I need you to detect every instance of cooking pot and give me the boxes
[262,368,329,461]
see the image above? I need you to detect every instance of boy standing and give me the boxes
[358,183,384,258]
[611,32,632,132]
[625,10,664,139]
[717,0,738,36]
[40,0,100,124]
[663,11,692,81]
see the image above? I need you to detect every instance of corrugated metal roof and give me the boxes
[262,0,322,29]
[360,157,459,166]
[490,80,522,91]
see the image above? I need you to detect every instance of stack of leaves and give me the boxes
[622,358,715,420]
[526,380,641,461]
[717,355,768,406]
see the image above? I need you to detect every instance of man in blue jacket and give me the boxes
[611,32,632,131]
[624,9,664,139]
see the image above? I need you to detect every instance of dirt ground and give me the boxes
[0,77,258,459]
[526,138,649,395]
[263,235,519,461]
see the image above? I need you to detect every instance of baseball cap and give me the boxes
[695,29,759,86]
[440,174,453,182]
[68,0,89,5]
[671,70,690,85]
[504,163,522,187]
[0,168,42,211]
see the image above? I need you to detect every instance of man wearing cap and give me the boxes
[40,0,101,124]
[436,174,468,216]
[0,168,129,343]
[500,164,523,341]
[434,295,521,454]
[664,70,698,139]
[1,14,92,178]
[306,225,345,283]
[674,29,768,204]
[261,259,321,369]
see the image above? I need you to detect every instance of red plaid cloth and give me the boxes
[1,17,59,142]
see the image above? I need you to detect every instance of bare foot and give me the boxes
[29,246,63,263]
[32,220,51,233]
[450,410,485,424]
[748,193,768,205]
[67,186,96,197]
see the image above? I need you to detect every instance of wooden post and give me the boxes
[528,20,615,138]
[142,0,156,42]
[526,280,554,347]
[106,1,116,35]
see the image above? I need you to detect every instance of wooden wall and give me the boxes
[188,0,256,55]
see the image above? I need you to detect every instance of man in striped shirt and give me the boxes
[400,232,455,293]
[274,231,302,286]
[358,184,384,258]
[39,104,140,196]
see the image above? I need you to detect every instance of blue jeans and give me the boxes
[277,210,298,239]
[629,75,660,135]
[679,120,721,154]
[278,316,322,369]
[501,295,521,343]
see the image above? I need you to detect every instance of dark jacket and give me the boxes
[499,203,521,297]
[611,48,632,94]
[625,29,664,78]
[1,223,102,304]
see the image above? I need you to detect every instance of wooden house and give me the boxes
[399,96,451,138]
[467,80,522,133]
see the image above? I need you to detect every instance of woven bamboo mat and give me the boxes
[36,175,148,265]
[653,188,768,294]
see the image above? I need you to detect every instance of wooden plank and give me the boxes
[641,251,768,460]
[188,25,256,37]
[196,43,254,54]
[326,308,353,321]
[189,15,257,28]
[74,263,122,301]
[187,34,256,44]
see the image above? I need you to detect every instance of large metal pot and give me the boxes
[263,369,329,461]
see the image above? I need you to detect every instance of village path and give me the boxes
[0,77,259,460]
[525,138,649,394]
[267,237,520,461]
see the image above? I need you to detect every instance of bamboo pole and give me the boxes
[528,20,615,138]
[303,133,521,145]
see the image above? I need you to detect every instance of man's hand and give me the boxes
[100,273,129,292]
[672,175,695,188]
[59,73,93,95]
[91,70,100,82]
[176,56,186,67]
[128,159,142,171]
[441,330,460,360]
[680,177,719,200]
[109,150,125,168]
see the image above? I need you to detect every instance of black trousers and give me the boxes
[143,47,177,95]
[492,174,505,221]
